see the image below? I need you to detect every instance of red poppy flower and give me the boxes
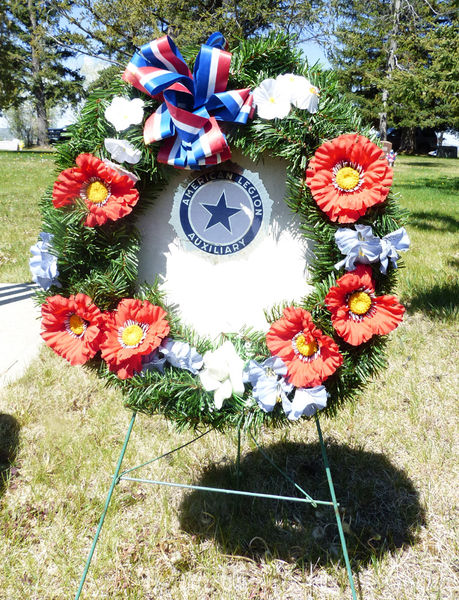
[325,265,405,346]
[100,299,170,379]
[266,307,343,388]
[41,294,104,365]
[306,134,393,223]
[52,153,139,227]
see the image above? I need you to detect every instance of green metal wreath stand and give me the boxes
[74,412,358,600]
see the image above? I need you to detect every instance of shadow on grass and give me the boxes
[398,161,446,168]
[406,280,459,320]
[179,441,425,568]
[0,413,20,499]
[397,177,459,194]
[408,211,459,233]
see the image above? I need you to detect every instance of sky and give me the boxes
[300,40,330,68]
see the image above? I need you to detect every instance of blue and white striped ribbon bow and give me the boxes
[123,32,253,169]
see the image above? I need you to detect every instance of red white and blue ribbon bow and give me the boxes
[123,32,254,169]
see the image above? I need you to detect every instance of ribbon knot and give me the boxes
[123,33,253,169]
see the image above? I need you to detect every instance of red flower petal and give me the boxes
[41,294,104,365]
[306,134,392,223]
[325,266,405,346]
[266,307,342,387]
[99,299,170,379]
[52,153,139,227]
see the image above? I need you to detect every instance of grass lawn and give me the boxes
[0,152,56,282]
[0,155,458,599]
[394,157,458,320]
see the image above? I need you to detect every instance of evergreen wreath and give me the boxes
[31,34,409,432]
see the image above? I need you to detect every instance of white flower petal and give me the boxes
[104,96,145,131]
[253,78,291,120]
[104,138,142,164]
[129,98,145,123]
[199,369,220,391]
[293,85,320,113]
[286,386,328,420]
[200,341,245,407]
[102,159,139,183]
[214,379,232,409]
[275,74,319,113]
[229,370,245,396]
[277,73,309,99]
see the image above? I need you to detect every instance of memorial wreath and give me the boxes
[30,33,409,431]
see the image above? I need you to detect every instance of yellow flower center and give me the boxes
[348,291,372,315]
[121,324,144,347]
[86,181,109,204]
[269,96,276,103]
[309,86,318,95]
[295,334,318,357]
[335,166,360,191]
[69,314,85,336]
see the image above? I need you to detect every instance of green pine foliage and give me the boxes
[327,0,459,142]
[35,34,408,431]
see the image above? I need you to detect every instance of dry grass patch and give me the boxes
[1,309,458,599]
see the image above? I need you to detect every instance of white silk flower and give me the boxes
[104,96,144,131]
[252,78,291,120]
[199,341,245,409]
[104,138,142,164]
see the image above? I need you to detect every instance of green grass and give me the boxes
[393,156,459,320]
[0,151,56,282]
[0,154,458,599]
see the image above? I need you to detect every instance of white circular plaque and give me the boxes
[170,166,272,257]
[137,151,314,338]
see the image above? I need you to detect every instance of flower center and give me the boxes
[335,167,360,191]
[332,161,364,193]
[309,86,318,95]
[348,291,372,315]
[86,180,109,204]
[294,334,318,357]
[269,96,276,103]
[69,314,85,336]
[121,324,144,347]
[65,313,88,338]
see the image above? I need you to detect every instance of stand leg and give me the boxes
[235,424,242,486]
[315,414,357,600]
[74,412,137,600]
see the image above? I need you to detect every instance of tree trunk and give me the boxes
[379,0,401,140]
[379,89,388,141]
[27,0,49,146]
[399,127,416,154]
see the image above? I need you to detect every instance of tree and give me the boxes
[388,11,459,140]
[5,101,38,145]
[0,0,84,146]
[0,0,24,108]
[326,0,458,152]
[55,0,325,63]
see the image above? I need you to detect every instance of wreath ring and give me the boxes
[31,34,409,431]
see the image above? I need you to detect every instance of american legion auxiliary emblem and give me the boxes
[170,166,272,256]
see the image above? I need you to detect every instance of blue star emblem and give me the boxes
[201,192,241,233]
